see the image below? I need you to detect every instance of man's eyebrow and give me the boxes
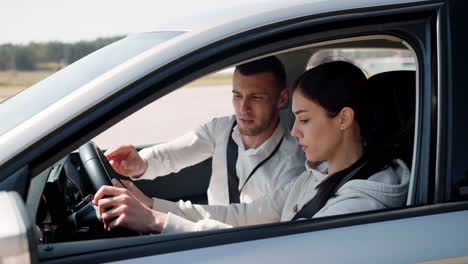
[231,90,269,96]
[294,109,307,115]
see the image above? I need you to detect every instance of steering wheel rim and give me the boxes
[79,141,114,193]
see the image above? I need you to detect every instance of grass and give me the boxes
[0,70,54,86]
[185,72,232,87]
[0,70,233,98]
[0,70,54,98]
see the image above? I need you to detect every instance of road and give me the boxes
[93,85,234,148]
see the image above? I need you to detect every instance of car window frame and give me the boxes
[441,0,468,203]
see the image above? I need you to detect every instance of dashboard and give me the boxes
[36,154,132,243]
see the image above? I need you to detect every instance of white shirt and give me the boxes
[135,115,305,205]
[153,159,410,234]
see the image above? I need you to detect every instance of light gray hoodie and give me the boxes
[153,159,410,234]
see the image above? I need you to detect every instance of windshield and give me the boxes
[0,31,184,136]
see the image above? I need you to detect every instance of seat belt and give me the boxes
[226,120,285,204]
[226,121,241,203]
[291,160,367,221]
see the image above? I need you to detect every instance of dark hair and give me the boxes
[293,61,394,209]
[235,56,286,89]
[294,61,369,131]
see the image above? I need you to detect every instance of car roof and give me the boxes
[159,0,430,32]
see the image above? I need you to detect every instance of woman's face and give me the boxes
[291,89,343,162]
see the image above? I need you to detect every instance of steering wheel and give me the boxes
[79,141,114,193]
[76,142,140,236]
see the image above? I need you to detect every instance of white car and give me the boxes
[1,0,468,263]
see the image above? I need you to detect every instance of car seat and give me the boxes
[367,70,416,206]
[367,70,416,169]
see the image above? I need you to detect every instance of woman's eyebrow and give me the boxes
[294,109,307,115]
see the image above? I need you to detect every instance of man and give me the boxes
[105,56,305,206]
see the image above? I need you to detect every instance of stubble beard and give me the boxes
[237,112,277,136]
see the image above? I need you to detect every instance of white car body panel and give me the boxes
[0,192,31,264]
[110,210,468,264]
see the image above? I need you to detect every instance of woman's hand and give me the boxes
[111,178,153,208]
[93,185,166,233]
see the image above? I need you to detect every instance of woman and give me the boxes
[93,61,410,234]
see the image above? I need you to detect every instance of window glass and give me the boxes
[93,68,235,148]
[0,31,184,137]
[36,36,420,246]
[307,48,416,76]
[307,46,417,205]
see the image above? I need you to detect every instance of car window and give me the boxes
[88,35,418,224]
[307,48,416,76]
[0,31,185,137]
[305,43,417,200]
[93,68,235,148]
[34,35,420,262]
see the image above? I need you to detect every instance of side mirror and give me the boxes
[0,191,36,264]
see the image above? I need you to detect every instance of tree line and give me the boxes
[0,36,125,71]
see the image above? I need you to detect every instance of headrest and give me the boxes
[367,71,416,167]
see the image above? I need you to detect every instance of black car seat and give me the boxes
[367,70,416,168]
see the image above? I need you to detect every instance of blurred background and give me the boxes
[0,0,256,100]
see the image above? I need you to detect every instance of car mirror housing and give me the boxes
[0,191,35,264]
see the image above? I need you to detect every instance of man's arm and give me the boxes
[105,145,148,177]
[93,182,291,234]
[150,182,292,233]
[111,177,286,227]
[106,118,219,180]
[137,124,215,180]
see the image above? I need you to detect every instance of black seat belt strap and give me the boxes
[226,121,241,203]
[239,135,284,193]
[291,160,367,221]
[226,120,285,204]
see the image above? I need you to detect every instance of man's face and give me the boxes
[232,70,287,136]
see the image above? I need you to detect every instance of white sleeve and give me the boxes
[162,213,233,233]
[155,183,293,234]
[133,120,216,181]
[272,154,305,191]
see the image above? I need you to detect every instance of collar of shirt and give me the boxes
[231,121,286,156]
[305,160,329,182]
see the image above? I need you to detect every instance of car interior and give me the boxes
[30,34,418,244]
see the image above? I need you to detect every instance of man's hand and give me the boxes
[105,145,148,178]
[93,185,166,233]
[112,178,153,209]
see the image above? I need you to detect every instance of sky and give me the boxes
[0,0,290,44]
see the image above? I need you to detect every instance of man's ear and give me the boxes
[339,107,355,130]
[277,88,289,108]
